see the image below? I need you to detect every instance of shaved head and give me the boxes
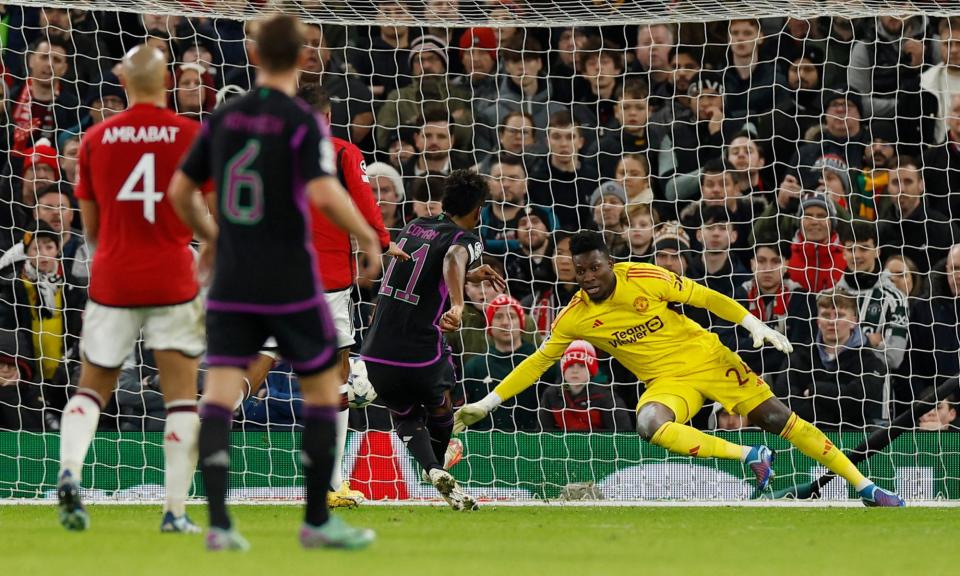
[121,44,167,98]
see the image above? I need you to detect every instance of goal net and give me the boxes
[1,1,959,503]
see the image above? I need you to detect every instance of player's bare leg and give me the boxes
[635,401,771,487]
[57,361,119,531]
[328,348,364,508]
[198,366,250,551]
[298,365,375,549]
[155,350,202,533]
[747,397,904,506]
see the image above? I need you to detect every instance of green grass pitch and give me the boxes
[2,505,957,576]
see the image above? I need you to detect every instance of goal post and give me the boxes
[0,1,959,503]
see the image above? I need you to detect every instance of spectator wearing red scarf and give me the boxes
[787,194,846,293]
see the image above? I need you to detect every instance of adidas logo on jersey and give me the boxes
[592,319,604,328]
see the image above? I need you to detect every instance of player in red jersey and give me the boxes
[57,45,208,534]
[296,84,409,508]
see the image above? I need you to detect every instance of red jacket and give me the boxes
[311,137,391,291]
[787,231,845,292]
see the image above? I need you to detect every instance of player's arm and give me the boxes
[78,200,100,249]
[307,176,382,279]
[169,170,218,243]
[642,263,792,353]
[454,310,577,433]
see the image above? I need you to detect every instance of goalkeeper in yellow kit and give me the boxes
[455,232,904,506]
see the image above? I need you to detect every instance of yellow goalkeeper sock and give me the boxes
[780,413,871,490]
[649,421,745,460]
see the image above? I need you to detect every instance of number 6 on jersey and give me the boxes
[117,153,164,224]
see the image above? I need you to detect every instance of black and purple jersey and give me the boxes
[179,86,334,310]
[361,214,482,366]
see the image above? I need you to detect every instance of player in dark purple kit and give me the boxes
[168,14,381,551]
[361,170,504,510]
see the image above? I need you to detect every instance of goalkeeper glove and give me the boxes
[453,393,502,434]
[741,314,794,354]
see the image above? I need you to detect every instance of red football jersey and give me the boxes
[311,137,391,291]
[75,104,206,307]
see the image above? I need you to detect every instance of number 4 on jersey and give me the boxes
[117,153,164,224]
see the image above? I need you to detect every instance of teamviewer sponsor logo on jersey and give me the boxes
[608,316,664,348]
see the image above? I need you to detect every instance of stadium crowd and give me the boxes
[0,4,959,434]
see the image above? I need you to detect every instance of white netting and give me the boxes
[0,3,958,502]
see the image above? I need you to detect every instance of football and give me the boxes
[346,356,377,408]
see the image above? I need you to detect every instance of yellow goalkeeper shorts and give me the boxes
[635,347,774,424]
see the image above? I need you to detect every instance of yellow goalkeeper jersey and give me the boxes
[493,263,752,401]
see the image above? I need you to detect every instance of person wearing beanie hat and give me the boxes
[652,221,698,278]
[455,27,499,104]
[366,162,406,234]
[456,229,906,506]
[538,340,631,432]
[20,138,61,208]
[793,87,868,173]
[787,193,846,292]
[463,292,559,432]
[810,153,854,211]
[409,34,450,76]
[86,72,128,126]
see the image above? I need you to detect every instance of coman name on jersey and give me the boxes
[101,125,181,145]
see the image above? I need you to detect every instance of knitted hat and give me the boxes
[652,220,691,253]
[22,138,60,181]
[485,294,525,335]
[799,192,837,220]
[366,162,405,202]
[821,88,862,116]
[459,27,498,59]
[23,220,62,250]
[86,72,127,107]
[561,340,598,377]
[409,34,449,70]
[687,71,724,97]
[520,204,554,233]
[812,154,852,195]
[589,180,627,207]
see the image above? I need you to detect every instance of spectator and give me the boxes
[523,231,579,335]
[883,254,922,300]
[595,79,652,178]
[69,72,126,138]
[726,132,773,196]
[680,159,764,261]
[647,47,700,184]
[505,205,557,302]
[115,350,165,432]
[16,138,61,213]
[400,108,471,197]
[614,152,653,205]
[884,253,934,407]
[482,35,564,141]
[528,111,598,232]
[366,162,406,237]
[58,135,81,187]
[300,23,375,148]
[0,223,85,386]
[853,120,898,220]
[538,340,630,432]
[723,19,788,120]
[773,288,886,430]
[710,407,749,431]
[836,221,909,371]
[454,26,500,113]
[351,0,413,100]
[631,24,676,101]
[787,194,846,292]
[9,37,83,155]
[736,241,816,375]
[374,35,475,160]
[383,128,418,173]
[778,51,824,151]
[462,295,558,431]
[0,330,42,431]
[921,17,960,145]
[410,176,445,218]
[32,186,88,283]
[588,181,629,260]
[848,16,929,139]
[912,245,960,384]
[572,36,625,136]
[476,111,542,175]
[693,206,750,297]
[480,154,529,255]
[793,90,868,170]
[625,203,657,263]
[878,157,959,273]
[548,27,588,106]
[221,18,259,91]
[39,8,108,90]
[917,395,960,431]
[171,62,216,121]
[652,222,697,278]
[922,93,960,221]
